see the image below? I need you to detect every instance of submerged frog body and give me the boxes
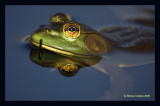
[30,13,109,57]
[99,26,155,52]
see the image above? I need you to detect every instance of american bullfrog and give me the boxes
[26,13,109,57]
[25,13,154,57]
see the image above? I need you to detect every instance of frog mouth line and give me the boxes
[31,41,94,57]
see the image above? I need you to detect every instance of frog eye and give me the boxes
[63,23,80,38]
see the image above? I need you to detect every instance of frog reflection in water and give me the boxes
[30,48,102,77]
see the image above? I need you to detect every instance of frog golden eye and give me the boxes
[64,23,80,38]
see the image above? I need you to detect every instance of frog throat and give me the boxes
[31,40,95,57]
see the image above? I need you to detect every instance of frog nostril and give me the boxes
[44,28,51,33]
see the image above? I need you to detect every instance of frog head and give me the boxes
[31,13,109,57]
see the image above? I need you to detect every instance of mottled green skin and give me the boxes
[31,13,108,56]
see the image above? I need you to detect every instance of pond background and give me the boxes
[5,5,155,101]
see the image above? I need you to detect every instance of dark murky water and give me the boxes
[5,5,155,101]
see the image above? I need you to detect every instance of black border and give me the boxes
[1,0,160,105]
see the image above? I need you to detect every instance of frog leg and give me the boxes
[92,62,133,100]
